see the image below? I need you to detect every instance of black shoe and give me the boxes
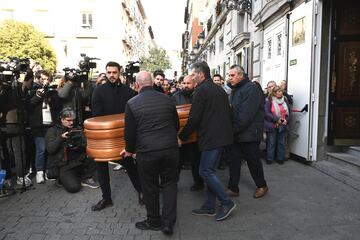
[162,226,173,235]
[266,160,272,165]
[277,160,284,165]
[135,220,161,231]
[91,199,113,211]
[190,184,204,191]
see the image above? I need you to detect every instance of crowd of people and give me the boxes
[0,59,293,236]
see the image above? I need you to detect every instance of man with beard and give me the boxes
[171,75,203,191]
[91,61,142,211]
[153,70,165,93]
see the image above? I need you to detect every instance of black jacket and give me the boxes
[92,81,136,117]
[171,89,193,105]
[124,86,179,153]
[179,79,233,151]
[26,83,62,137]
[229,78,264,142]
[45,124,86,178]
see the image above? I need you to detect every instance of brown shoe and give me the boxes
[253,186,268,198]
[226,189,239,197]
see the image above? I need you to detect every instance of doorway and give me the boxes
[328,0,360,145]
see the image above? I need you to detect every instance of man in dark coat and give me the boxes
[178,61,236,221]
[121,71,180,235]
[171,75,203,191]
[226,65,268,198]
[91,61,141,211]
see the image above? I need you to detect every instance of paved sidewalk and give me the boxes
[1,159,360,240]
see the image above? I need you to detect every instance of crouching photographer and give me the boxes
[45,108,98,193]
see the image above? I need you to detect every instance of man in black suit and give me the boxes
[91,61,141,211]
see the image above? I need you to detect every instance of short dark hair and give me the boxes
[213,74,223,80]
[178,76,184,83]
[35,70,50,80]
[191,61,211,79]
[106,61,122,71]
[153,69,165,79]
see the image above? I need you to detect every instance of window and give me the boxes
[237,12,244,34]
[81,12,93,29]
[267,39,272,59]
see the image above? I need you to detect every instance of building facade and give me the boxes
[0,0,156,74]
[182,0,360,162]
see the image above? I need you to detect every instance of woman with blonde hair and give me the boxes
[264,86,290,165]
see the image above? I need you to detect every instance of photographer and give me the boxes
[0,60,33,188]
[26,70,62,183]
[45,108,98,193]
[57,69,91,125]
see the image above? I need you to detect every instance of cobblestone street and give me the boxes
[1,159,360,240]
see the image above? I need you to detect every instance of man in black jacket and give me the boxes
[27,70,62,184]
[178,61,236,221]
[91,61,141,211]
[226,65,268,199]
[121,71,180,235]
[171,75,204,191]
[45,108,98,193]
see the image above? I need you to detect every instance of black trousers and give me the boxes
[59,158,96,193]
[179,143,203,186]
[227,142,267,193]
[96,157,141,201]
[137,147,179,227]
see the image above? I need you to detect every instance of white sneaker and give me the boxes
[113,164,124,171]
[17,176,33,187]
[36,171,45,184]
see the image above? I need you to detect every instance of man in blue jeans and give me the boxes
[179,61,235,221]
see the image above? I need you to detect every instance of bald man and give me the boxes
[121,71,180,235]
[171,75,204,191]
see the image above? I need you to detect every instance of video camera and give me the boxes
[32,83,57,97]
[0,57,32,83]
[123,61,140,84]
[78,53,99,72]
[63,54,99,85]
[63,68,88,83]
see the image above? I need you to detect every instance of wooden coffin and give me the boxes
[84,104,197,162]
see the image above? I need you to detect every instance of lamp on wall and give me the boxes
[198,31,205,45]
[223,0,252,15]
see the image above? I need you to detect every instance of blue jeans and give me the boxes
[199,148,232,211]
[34,137,46,171]
[266,130,286,162]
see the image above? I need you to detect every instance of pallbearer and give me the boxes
[90,61,142,211]
[121,71,180,235]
